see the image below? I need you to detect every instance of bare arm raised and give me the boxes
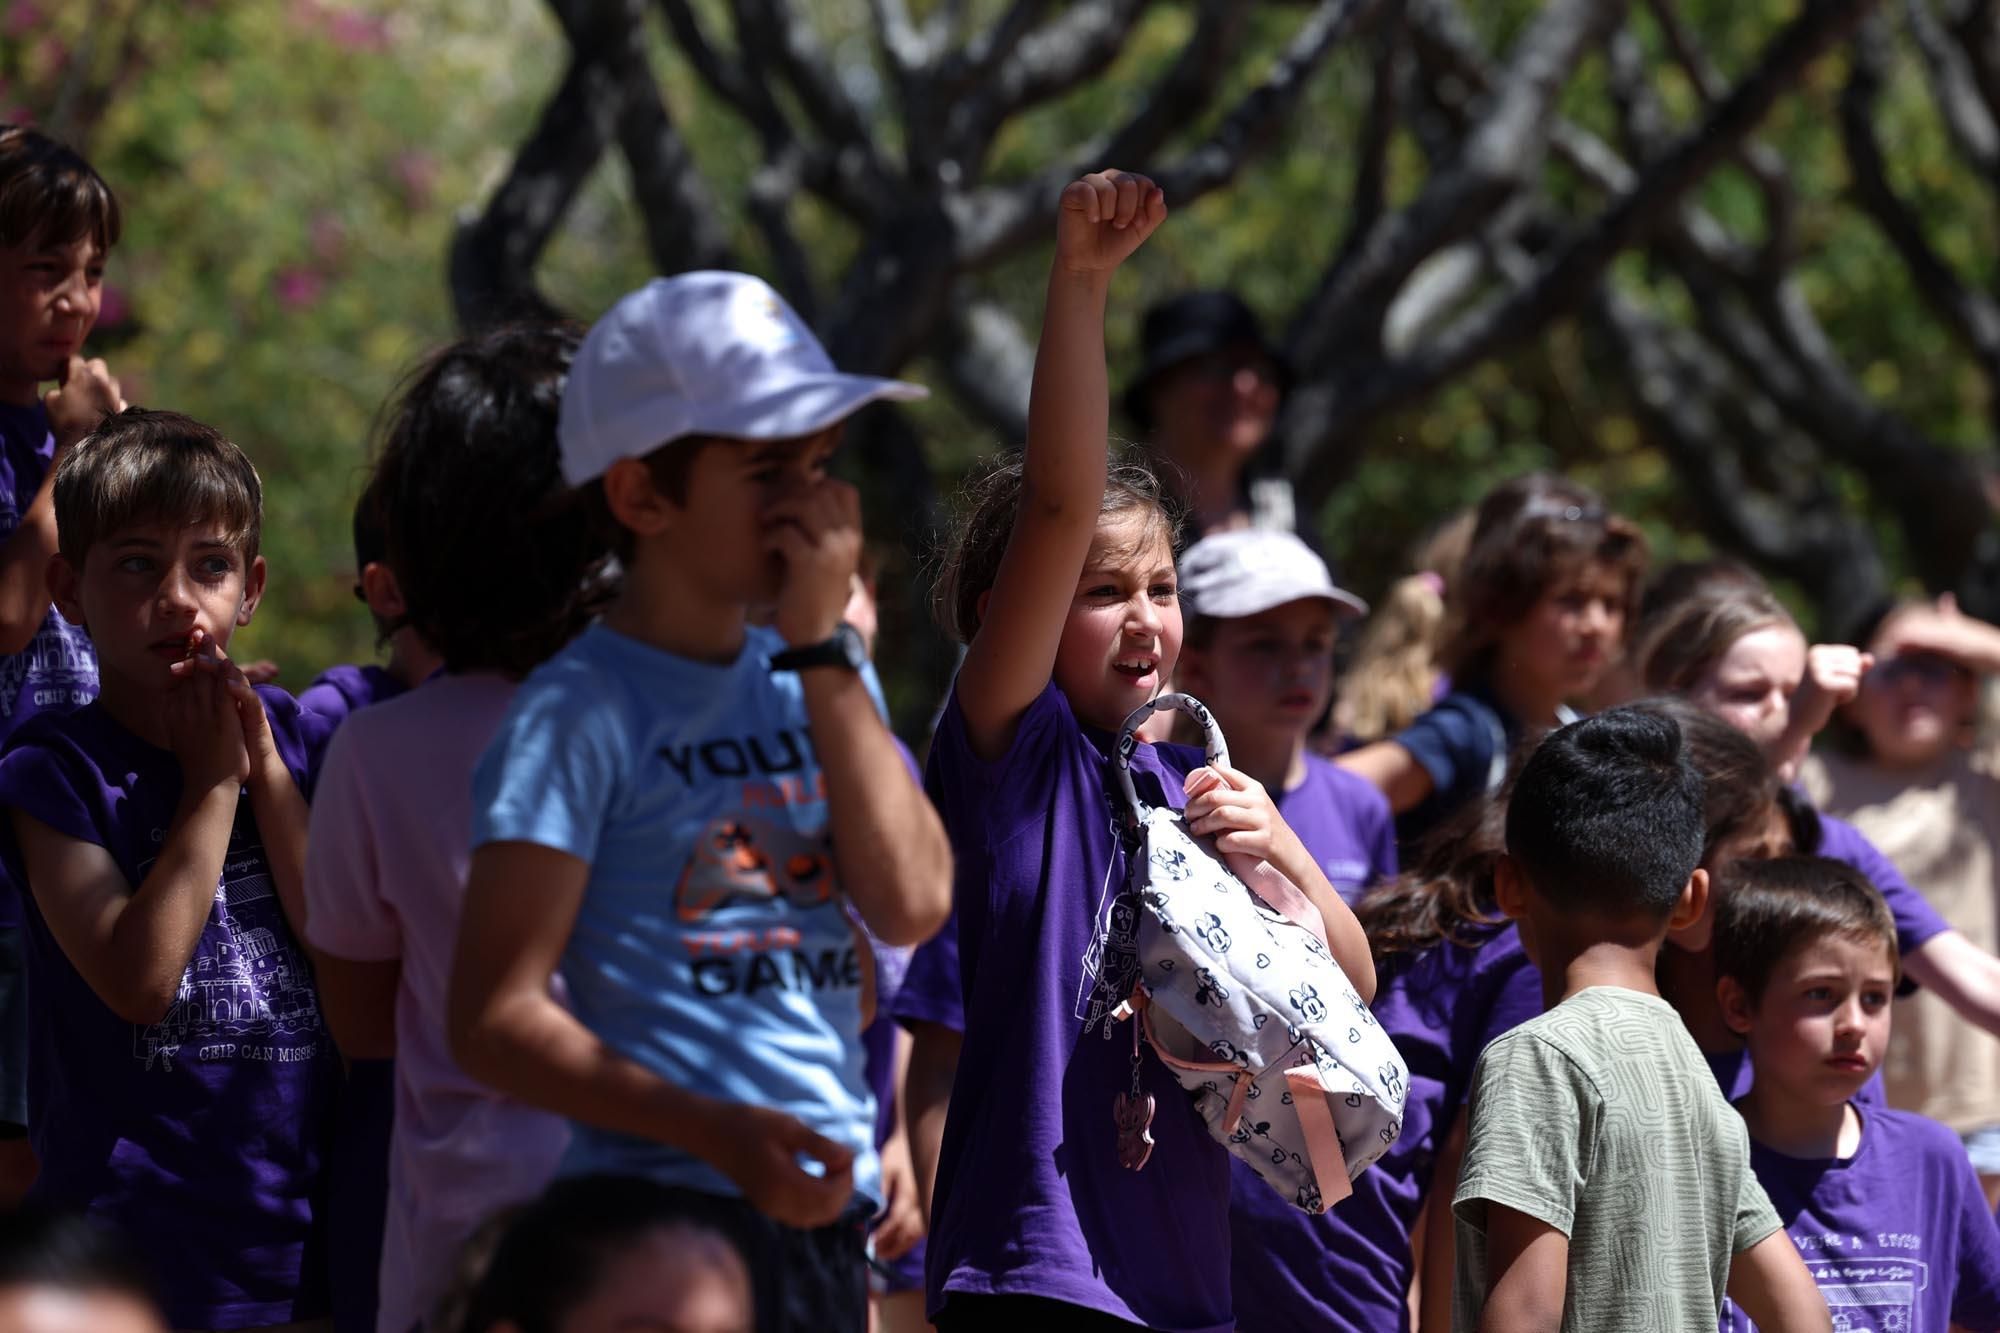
[955,171,1166,762]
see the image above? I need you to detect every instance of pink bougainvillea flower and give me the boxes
[273,266,326,311]
[95,284,130,330]
[3,2,43,40]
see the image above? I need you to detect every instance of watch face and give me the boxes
[836,623,868,669]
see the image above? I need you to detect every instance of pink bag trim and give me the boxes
[1233,856,1330,954]
[1220,1067,1254,1135]
[1285,1064,1353,1214]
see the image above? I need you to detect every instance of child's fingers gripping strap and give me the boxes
[1114,693,1231,817]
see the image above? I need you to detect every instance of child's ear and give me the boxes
[1716,974,1755,1037]
[47,552,83,627]
[1492,853,1531,921]
[236,555,268,627]
[603,457,676,543]
[359,561,406,620]
[1667,867,1711,944]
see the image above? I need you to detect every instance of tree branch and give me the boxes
[1286,0,1877,512]
[450,3,631,327]
[1590,285,1888,615]
[937,294,1036,442]
[1287,0,1628,378]
[941,0,1154,168]
[1840,24,2000,373]
[1156,0,1382,203]
[952,0,1363,266]
[1905,0,2000,173]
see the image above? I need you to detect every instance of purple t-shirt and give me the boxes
[0,404,98,930]
[894,907,963,1036]
[296,662,407,734]
[923,683,1231,1332]
[1233,921,1540,1332]
[1720,1107,2000,1331]
[1277,754,1397,904]
[0,687,338,1329]
[1815,811,1951,957]
[862,739,925,1293]
[0,403,97,739]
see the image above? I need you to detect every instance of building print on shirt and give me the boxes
[1727,1241,1929,1333]
[132,827,324,1073]
[0,499,96,722]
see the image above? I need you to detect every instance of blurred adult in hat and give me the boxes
[1124,290,1297,539]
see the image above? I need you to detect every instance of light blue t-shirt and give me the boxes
[471,622,881,1206]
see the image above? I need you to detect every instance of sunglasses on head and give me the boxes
[1869,652,1969,688]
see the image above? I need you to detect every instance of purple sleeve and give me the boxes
[1475,943,1541,1054]
[1361,782,1397,885]
[892,908,963,1034]
[0,737,96,850]
[294,679,356,732]
[1817,813,1950,955]
[1954,1153,2000,1326]
[261,685,337,797]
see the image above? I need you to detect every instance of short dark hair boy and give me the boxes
[1453,705,1830,1332]
[0,407,338,1329]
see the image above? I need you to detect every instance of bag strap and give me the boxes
[1114,693,1230,817]
[1285,1065,1354,1213]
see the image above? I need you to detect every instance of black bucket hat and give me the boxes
[1123,290,1293,430]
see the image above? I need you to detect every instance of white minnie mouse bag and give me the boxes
[1110,693,1407,1214]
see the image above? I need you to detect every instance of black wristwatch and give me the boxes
[768,623,868,673]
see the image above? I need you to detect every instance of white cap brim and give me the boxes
[1191,584,1370,621]
[693,374,929,444]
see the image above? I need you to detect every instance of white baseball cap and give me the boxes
[557,271,929,485]
[1179,529,1369,620]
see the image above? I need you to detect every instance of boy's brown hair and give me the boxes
[0,125,120,253]
[1712,855,1900,1006]
[54,408,261,567]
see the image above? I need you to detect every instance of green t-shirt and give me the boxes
[1451,986,1782,1332]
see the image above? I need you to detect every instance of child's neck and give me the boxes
[1657,942,1742,1054]
[1535,934,1666,1011]
[385,630,444,689]
[0,374,38,409]
[1738,1085,1862,1161]
[1490,668,1567,728]
[1230,730,1307,796]
[603,550,748,664]
[1174,454,1248,533]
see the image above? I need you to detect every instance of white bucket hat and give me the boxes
[557,271,929,485]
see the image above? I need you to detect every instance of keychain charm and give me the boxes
[1114,1010,1156,1170]
[1113,1089,1156,1170]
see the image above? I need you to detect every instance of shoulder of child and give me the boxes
[932,678,1071,782]
[1865,1105,1980,1166]
[1302,752,1393,816]
[253,682,327,788]
[0,709,111,850]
